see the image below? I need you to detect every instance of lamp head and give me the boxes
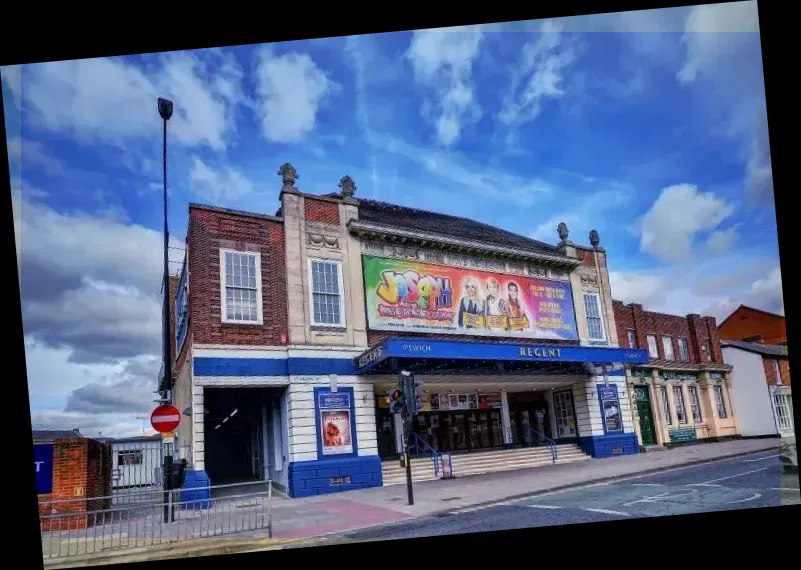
[158,97,174,121]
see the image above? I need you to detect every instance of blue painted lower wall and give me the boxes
[288,456,383,498]
[579,434,639,458]
[179,469,213,509]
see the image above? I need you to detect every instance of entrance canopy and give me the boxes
[355,338,648,376]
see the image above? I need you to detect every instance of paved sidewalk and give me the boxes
[267,438,780,539]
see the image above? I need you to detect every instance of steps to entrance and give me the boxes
[381,445,592,486]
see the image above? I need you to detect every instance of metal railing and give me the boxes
[39,480,273,560]
[410,433,440,477]
[527,427,558,464]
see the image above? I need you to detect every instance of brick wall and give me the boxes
[576,248,596,269]
[763,357,792,387]
[187,205,288,346]
[613,300,723,363]
[38,438,112,531]
[304,197,340,225]
[718,306,787,344]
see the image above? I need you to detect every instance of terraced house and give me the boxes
[612,301,737,448]
[168,163,650,498]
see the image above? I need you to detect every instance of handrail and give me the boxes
[411,433,440,477]
[528,426,558,464]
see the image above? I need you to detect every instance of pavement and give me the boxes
[41,437,789,565]
[339,448,801,540]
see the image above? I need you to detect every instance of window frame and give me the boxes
[773,359,782,385]
[647,334,659,359]
[687,385,702,423]
[714,385,728,419]
[307,258,347,328]
[219,249,264,325]
[678,338,689,361]
[582,291,606,342]
[662,335,675,361]
[673,385,688,424]
[660,385,672,425]
[627,330,637,349]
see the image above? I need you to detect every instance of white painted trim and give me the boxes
[219,248,264,326]
[195,377,291,387]
[194,347,288,359]
[307,257,347,328]
[582,291,606,342]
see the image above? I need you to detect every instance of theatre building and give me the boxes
[169,164,648,498]
[612,301,737,448]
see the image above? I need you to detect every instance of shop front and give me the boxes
[358,337,649,460]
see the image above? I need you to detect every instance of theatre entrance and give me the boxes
[411,409,504,454]
[508,391,553,446]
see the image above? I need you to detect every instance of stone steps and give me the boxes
[381,445,592,486]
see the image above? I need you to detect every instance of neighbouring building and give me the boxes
[718,304,787,346]
[612,301,737,448]
[167,163,649,498]
[106,435,163,491]
[721,340,793,437]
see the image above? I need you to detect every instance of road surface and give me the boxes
[340,450,800,540]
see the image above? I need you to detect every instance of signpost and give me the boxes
[150,404,181,434]
[151,404,181,523]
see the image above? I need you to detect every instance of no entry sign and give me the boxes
[150,404,181,434]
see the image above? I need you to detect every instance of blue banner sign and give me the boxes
[318,391,351,411]
[597,383,624,434]
[355,337,649,373]
[34,443,54,495]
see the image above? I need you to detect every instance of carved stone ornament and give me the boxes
[278,163,298,189]
[557,222,569,241]
[589,229,600,247]
[307,232,341,249]
[580,274,599,286]
[339,175,356,198]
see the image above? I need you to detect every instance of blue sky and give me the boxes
[4,1,781,436]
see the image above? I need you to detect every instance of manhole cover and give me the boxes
[441,496,462,502]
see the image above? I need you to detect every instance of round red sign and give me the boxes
[150,404,181,434]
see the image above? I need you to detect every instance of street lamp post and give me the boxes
[158,97,174,402]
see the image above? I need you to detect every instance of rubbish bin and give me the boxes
[170,459,187,489]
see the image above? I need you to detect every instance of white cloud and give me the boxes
[254,48,339,143]
[406,25,484,146]
[499,20,576,132]
[638,184,735,263]
[705,225,740,255]
[3,51,244,151]
[6,138,66,176]
[610,258,783,322]
[189,156,255,203]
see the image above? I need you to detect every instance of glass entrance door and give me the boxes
[553,390,577,439]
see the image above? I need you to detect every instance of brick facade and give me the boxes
[38,438,112,531]
[187,205,288,347]
[763,357,791,387]
[304,197,340,226]
[718,305,787,345]
[613,301,723,364]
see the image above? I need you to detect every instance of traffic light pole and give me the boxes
[403,415,414,506]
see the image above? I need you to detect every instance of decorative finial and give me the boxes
[557,222,569,242]
[589,229,600,248]
[278,163,298,190]
[339,175,357,198]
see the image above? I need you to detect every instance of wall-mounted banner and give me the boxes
[317,390,354,456]
[362,255,579,341]
[597,384,624,434]
[34,443,54,495]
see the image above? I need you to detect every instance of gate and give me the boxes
[110,439,164,506]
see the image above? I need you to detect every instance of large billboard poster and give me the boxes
[362,255,579,341]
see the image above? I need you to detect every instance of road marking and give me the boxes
[526,505,562,510]
[583,508,631,516]
[725,492,761,504]
[623,489,699,506]
[744,455,780,462]
[770,488,801,492]
[692,467,768,486]
[689,483,721,487]
[631,483,666,487]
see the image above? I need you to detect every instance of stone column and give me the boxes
[500,390,512,446]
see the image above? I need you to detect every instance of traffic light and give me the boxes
[403,374,423,416]
[388,386,404,415]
